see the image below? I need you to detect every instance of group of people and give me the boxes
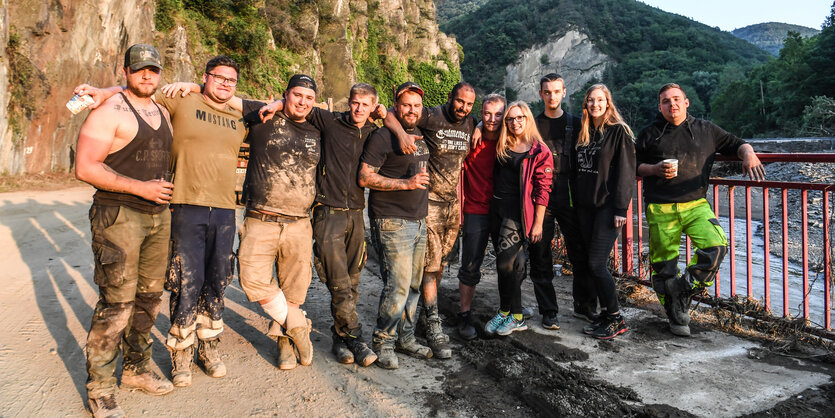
[72,44,765,418]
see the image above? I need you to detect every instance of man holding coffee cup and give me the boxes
[636,83,764,337]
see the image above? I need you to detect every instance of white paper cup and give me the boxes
[662,158,678,177]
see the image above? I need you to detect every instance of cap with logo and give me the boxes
[124,44,162,71]
[286,74,318,94]
[395,81,424,101]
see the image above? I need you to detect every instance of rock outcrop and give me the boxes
[0,0,459,175]
[504,30,611,106]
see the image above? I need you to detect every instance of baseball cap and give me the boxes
[124,44,162,71]
[286,74,318,94]
[395,81,424,100]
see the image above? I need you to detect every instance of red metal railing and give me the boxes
[613,153,834,332]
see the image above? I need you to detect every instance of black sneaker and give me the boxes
[591,315,629,340]
[582,317,604,335]
[542,311,560,330]
[457,311,478,341]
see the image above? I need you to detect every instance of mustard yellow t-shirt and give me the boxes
[155,91,247,209]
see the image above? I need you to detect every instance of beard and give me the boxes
[126,82,157,99]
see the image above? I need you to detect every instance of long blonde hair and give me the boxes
[496,101,543,160]
[577,84,633,148]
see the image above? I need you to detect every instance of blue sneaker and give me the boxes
[484,312,509,335]
[496,316,528,336]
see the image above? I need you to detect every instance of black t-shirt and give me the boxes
[492,150,526,221]
[361,127,430,220]
[241,99,321,217]
[536,111,579,208]
[417,104,476,202]
[307,108,377,209]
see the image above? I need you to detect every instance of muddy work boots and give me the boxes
[198,338,227,378]
[333,334,377,367]
[656,274,694,337]
[287,318,314,366]
[120,368,173,395]
[88,394,125,418]
[170,346,194,387]
[422,306,452,359]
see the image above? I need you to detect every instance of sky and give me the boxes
[638,0,832,31]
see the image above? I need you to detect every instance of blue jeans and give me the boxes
[370,218,427,347]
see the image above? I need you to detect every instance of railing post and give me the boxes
[746,186,753,298]
[823,189,831,330]
[728,186,736,297]
[762,188,771,311]
[622,200,634,276]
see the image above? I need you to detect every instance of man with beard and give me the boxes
[383,82,476,359]
[75,43,174,418]
[75,55,249,387]
[359,82,431,369]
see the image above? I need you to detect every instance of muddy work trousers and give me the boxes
[312,206,367,340]
[647,199,728,301]
[165,204,236,350]
[85,205,169,398]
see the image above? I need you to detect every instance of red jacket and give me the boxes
[520,141,553,238]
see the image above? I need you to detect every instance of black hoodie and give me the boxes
[573,123,636,217]
[636,113,746,204]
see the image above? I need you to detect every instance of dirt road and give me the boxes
[0,186,832,417]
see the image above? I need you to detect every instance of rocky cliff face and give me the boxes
[0,0,459,175]
[504,30,611,107]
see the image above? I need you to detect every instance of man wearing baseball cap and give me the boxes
[359,81,432,368]
[75,43,173,418]
[236,74,321,370]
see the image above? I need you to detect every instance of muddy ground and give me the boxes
[0,186,833,417]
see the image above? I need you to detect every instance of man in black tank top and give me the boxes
[75,44,175,418]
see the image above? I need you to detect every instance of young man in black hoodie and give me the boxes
[636,83,764,337]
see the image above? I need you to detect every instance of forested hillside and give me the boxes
[440,0,772,131]
[732,22,820,56]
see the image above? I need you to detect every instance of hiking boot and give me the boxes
[456,311,477,341]
[198,339,227,378]
[521,306,535,320]
[395,338,433,359]
[120,369,173,396]
[542,311,560,330]
[496,316,528,336]
[583,317,605,335]
[670,323,691,337]
[484,312,509,336]
[170,346,194,387]
[332,337,354,364]
[88,394,125,418]
[277,336,297,370]
[345,338,377,367]
[590,315,629,340]
[665,275,693,326]
[374,345,398,369]
[286,319,313,366]
[572,305,600,323]
[425,317,452,359]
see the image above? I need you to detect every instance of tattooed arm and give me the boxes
[358,163,429,191]
[75,95,174,203]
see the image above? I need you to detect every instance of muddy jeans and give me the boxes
[165,204,235,350]
[370,218,426,347]
[86,204,169,398]
[312,206,367,340]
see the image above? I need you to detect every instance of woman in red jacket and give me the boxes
[574,84,636,340]
[484,101,553,336]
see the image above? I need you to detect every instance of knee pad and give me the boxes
[689,245,728,287]
[261,291,288,325]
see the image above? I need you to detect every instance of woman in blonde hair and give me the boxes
[573,84,636,340]
[483,101,553,336]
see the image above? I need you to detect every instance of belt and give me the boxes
[245,209,306,223]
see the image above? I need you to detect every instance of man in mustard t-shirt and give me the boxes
[74,55,248,387]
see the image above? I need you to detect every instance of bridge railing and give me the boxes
[608,153,834,334]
